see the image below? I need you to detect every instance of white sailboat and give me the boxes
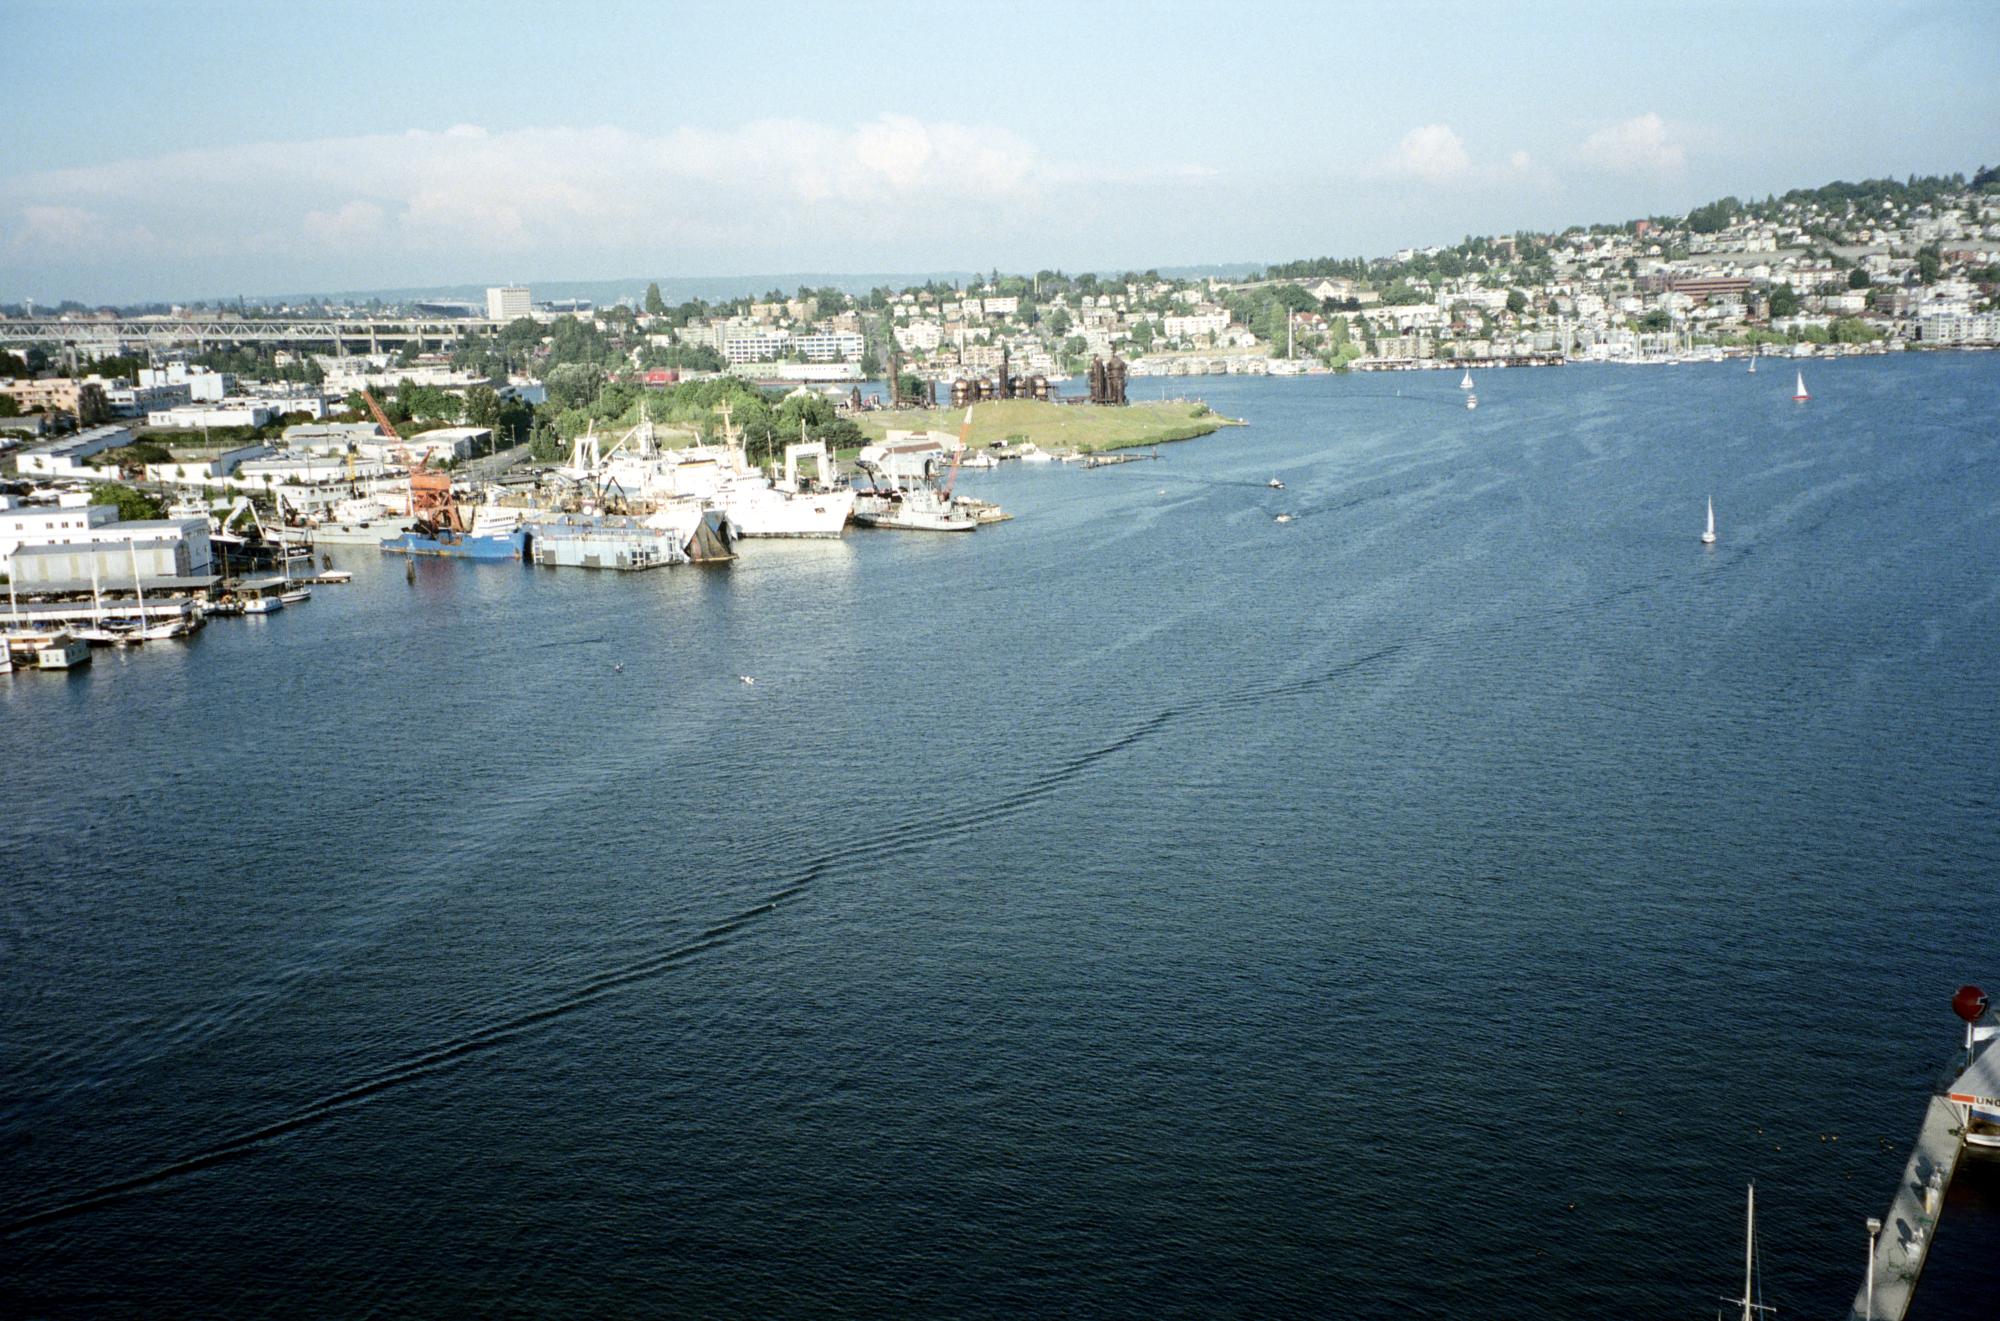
[1792,370,1809,403]
[118,542,187,640]
[71,552,119,644]
[1701,497,1717,545]
[1459,369,1474,390]
[1747,352,1757,374]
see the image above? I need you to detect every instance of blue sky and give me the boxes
[4,0,1995,302]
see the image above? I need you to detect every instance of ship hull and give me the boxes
[379,529,527,560]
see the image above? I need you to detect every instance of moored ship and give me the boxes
[379,465,528,560]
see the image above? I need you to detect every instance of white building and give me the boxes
[283,421,386,452]
[7,517,215,591]
[793,330,864,362]
[138,364,234,402]
[0,496,118,575]
[142,442,271,484]
[721,329,792,364]
[15,425,136,476]
[1163,309,1233,340]
[1916,313,1999,344]
[894,321,944,353]
[771,362,862,382]
[486,286,531,321]
[145,402,278,430]
[102,381,193,417]
[353,427,489,463]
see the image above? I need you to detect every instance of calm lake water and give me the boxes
[4,355,1998,1318]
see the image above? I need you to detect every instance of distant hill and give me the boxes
[249,263,1266,309]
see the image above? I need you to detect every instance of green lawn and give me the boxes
[853,399,1237,453]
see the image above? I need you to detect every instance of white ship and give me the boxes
[566,407,852,539]
[851,405,996,532]
[719,429,854,538]
[854,487,976,532]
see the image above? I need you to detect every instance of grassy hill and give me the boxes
[853,399,1236,454]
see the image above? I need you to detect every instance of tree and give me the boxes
[89,482,165,521]
[544,362,606,412]
[1505,289,1528,315]
[0,395,17,418]
[1917,244,1942,285]
[644,282,666,315]
[1847,268,1872,289]
[464,384,501,433]
[1269,283,1317,313]
[1768,283,1799,318]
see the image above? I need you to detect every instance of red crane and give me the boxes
[940,405,975,499]
[359,387,401,440]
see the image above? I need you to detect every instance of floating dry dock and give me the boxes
[528,515,685,571]
[1850,991,1999,1321]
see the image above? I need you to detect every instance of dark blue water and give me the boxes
[5,356,1998,1318]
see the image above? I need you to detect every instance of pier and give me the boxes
[1850,1095,1960,1321]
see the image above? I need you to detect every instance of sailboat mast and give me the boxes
[1741,1183,1755,1321]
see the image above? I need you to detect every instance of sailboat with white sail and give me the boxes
[1459,369,1474,390]
[1792,370,1810,403]
[1701,497,1717,545]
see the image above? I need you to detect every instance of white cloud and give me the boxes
[1574,113,1686,176]
[1385,124,1472,183]
[1508,150,1532,172]
[0,115,1064,283]
[301,200,387,244]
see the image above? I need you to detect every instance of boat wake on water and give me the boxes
[0,694,1212,1236]
[0,628,1582,1238]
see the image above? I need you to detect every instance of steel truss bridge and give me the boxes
[0,318,510,352]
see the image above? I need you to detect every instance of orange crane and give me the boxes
[359,387,401,440]
[360,387,453,527]
[940,405,975,499]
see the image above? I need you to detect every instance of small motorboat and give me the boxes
[1267,478,1285,490]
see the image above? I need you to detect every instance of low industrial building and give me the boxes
[142,442,271,484]
[145,402,278,430]
[0,497,210,584]
[8,527,216,593]
[14,425,136,477]
[356,426,490,463]
[0,496,118,575]
[283,421,385,452]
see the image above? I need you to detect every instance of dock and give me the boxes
[4,598,199,628]
[528,515,685,571]
[1851,1095,1960,1321]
